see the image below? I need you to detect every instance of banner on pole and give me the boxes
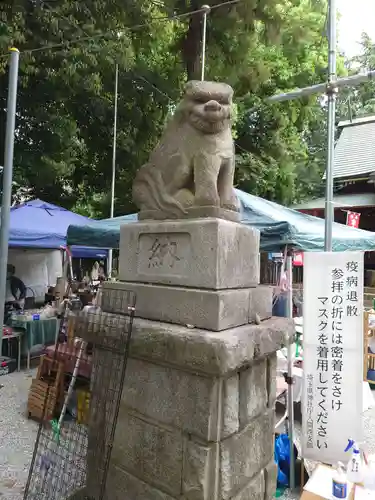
[346,211,360,228]
[293,252,304,266]
[302,251,363,464]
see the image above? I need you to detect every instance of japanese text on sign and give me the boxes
[302,252,363,464]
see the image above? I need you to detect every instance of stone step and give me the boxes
[101,281,272,331]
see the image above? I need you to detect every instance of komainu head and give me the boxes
[176,80,234,135]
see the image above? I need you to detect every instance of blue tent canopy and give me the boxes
[9,199,108,259]
[66,189,375,253]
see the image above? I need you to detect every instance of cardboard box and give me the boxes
[301,465,355,500]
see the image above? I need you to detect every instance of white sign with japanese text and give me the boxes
[302,251,364,464]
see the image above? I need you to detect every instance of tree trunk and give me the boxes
[182,0,203,80]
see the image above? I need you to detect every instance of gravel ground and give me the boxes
[0,369,38,500]
[0,369,375,500]
[0,369,88,500]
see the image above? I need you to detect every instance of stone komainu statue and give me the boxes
[132,80,240,221]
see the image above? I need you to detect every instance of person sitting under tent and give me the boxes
[6,264,26,310]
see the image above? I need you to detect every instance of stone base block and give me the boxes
[139,205,241,222]
[119,218,260,289]
[83,311,292,500]
[122,358,223,441]
[248,284,273,323]
[78,314,293,376]
[120,356,278,442]
[104,462,273,500]
[232,472,264,500]
[101,281,272,331]
[111,411,183,496]
[264,459,278,500]
[105,407,274,500]
[106,464,175,500]
[66,489,87,500]
[220,410,274,499]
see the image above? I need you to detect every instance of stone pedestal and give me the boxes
[114,218,272,332]
[82,218,293,500]
[118,218,260,290]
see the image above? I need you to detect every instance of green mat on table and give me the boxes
[9,317,59,355]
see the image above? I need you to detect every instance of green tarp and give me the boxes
[67,190,375,252]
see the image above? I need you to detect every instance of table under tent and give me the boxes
[66,188,375,490]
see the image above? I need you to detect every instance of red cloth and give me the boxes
[346,211,360,228]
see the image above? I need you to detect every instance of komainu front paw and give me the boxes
[221,192,240,212]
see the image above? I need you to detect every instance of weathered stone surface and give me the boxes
[118,218,260,289]
[264,459,278,500]
[220,410,274,500]
[132,80,240,222]
[129,316,293,376]
[183,439,218,500]
[230,471,265,500]
[267,353,277,408]
[248,285,272,323]
[239,359,267,428]
[222,375,239,437]
[77,312,292,374]
[66,488,87,500]
[105,464,176,500]
[102,281,252,331]
[122,359,220,440]
[111,411,183,496]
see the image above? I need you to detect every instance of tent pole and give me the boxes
[286,254,295,490]
[108,62,119,277]
[0,49,19,352]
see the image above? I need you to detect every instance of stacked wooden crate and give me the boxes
[27,356,64,420]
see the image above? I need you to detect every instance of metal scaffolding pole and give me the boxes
[267,70,375,104]
[0,49,19,352]
[324,0,337,252]
[201,5,211,81]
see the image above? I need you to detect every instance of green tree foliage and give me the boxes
[0,0,182,215]
[1,1,128,208]
[149,0,331,206]
[337,34,375,120]
[0,0,345,214]
[231,0,331,205]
